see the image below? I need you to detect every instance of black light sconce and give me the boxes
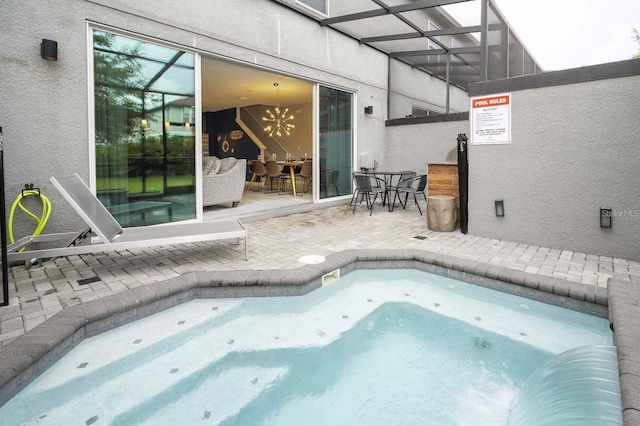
[600,207,612,228]
[41,39,58,61]
[495,199,504,217]
[364,106,373,114]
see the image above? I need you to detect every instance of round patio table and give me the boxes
[368,171,416,211]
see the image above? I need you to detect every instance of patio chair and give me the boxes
[392,174,427,215]
[351,172,387,215]
[7,174,248,263]
[388,171,416,210]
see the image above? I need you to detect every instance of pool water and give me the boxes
[0,269,613,425]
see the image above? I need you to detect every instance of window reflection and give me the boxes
[319,86,353,199]
[93,30,196,226]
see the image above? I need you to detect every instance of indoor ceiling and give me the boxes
[201,57,314,112]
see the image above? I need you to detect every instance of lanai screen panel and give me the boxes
[272,0,543,117]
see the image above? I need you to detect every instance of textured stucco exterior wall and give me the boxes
[0,1,93,234]
[383,62,640,261]
[383,119,468,174]
[0,0,456,236]
[389,59,469,119]
[467,72,640,261]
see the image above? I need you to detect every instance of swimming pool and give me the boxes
[0,269,615,425]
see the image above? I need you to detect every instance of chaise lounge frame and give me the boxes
[7,174,248,263]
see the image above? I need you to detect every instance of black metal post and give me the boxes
[0,127,9,306]
[480,0,488,82]
[445,53,451,114]
[457,133,469,234]
[162,93,168,194]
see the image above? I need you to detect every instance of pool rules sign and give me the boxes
[470,93,511,145]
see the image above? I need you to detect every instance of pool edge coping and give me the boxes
[607,278,640,425]
[0,247,635,422]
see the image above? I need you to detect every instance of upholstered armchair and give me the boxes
[202,156,246,207]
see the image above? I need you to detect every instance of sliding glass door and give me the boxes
[92,29,196,226]
[318,86,353,199]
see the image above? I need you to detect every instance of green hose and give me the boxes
[8,189,51,245]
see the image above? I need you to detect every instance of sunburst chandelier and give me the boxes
[262,82,295,137]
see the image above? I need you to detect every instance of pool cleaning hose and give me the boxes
[8,184,52,246]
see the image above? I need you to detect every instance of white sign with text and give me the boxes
[470,93,511,145]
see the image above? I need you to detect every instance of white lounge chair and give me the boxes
[7,174,248,263]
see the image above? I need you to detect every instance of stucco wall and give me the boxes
[0,0,456,237]
[0,1,93,235]
[467,71,640,261]
[383,61,640,261]
[382,118,468,174]
[389,59,469,119]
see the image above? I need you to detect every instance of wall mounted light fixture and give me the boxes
[495,199,504,217]
[364,106,373,114]
[41,39,58,61]
[600,207,612,228]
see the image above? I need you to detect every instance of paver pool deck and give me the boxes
[1,200,639,422]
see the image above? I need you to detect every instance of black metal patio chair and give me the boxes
[392,174,427,215]
[384,171,415,210]
[351,172,387,215]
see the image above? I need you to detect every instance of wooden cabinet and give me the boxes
[427,163,460,229]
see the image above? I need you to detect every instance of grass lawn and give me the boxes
[97,174,195,194]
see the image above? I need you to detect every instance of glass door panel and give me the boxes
[93,30,196,226]
[318,86,353,199]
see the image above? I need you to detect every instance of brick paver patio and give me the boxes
[2,201,638,348]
